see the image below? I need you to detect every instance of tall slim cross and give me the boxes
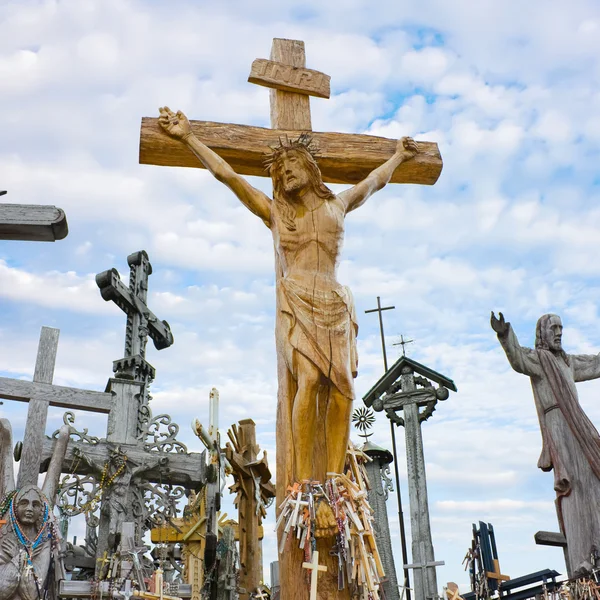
[139,38,443,600]
[365,296,396,371]
[0,190,68,241]
[365,297,411,600]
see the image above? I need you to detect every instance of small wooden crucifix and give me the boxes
[0,190,68,241]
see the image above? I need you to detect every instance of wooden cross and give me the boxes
[0,326,113,488]
[485,559,510,582]
[151,488,208,600]
[96,250,174,382]
[302,551,327,600]
[139,41,442,186]
[0,191,68,241]
[252,588,270,600]
[140,37,442,600]
[225,419,275,600]
[365,296,396,372]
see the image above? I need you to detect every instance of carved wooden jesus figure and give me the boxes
[159,107,417,485]
[492,312,600,575]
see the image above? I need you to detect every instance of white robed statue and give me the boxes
[492,312,600,574]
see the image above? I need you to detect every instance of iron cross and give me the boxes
[365,296,395,371]
[96,250,173,381]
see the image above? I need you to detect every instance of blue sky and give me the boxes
[2,0,600,590]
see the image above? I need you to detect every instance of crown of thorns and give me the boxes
[263,133,320,171]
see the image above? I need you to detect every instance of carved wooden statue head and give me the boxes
[266,136,335,231]
[12,485,48,531]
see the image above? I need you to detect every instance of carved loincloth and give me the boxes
[277,276,358,399]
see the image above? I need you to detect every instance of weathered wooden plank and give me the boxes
[139,118,443,186]
[534,531,567,548]
[18,327,60,488]
[0,377,113,413]
[0,203,68,241]
[40,439,207,488]
[270,38,312,129]
[248,58,330,99]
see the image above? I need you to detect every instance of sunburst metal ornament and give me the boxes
[352,407,376,441]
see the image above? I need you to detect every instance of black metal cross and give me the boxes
[365,296,395,371]
[393,334,415,357]
[96,250,173,381]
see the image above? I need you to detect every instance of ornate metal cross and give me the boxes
[364,356,456,600]
[96,250,174,382]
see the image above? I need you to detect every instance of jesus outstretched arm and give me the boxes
[338,137,418,213]
[158,107,271,225]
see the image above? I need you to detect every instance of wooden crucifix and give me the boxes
[225,419,275,600]
[0,190,68,241]
[140,37,442,599]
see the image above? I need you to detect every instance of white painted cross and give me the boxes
[253,589,270,600]
[302,550,327,600]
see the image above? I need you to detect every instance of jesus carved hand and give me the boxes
[397,136,419,161]
[158,107,192,140]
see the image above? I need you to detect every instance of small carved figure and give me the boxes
[0,419,70,599]
[158,107,418,489]
[492,312,600,574]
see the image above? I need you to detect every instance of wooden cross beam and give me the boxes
[0,327,114,488]
[0,194,68,241]
[39,437,206,489]
[139,40,442,186]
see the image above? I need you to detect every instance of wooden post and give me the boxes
[0,199,68,241]
[17,327,60,488]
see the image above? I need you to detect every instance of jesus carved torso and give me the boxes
[271,194,345,284]
[271,194,357,400]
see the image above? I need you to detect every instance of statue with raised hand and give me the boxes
[491,311,600,575]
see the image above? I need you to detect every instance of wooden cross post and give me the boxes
[139,38,443,599]
[226,419,275,600]
[0,191,68,241]
[302,551,327,600]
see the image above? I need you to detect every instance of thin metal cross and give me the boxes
[394,334,415,357]
[365,296,395,371]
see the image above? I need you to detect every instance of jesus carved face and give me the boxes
[279,151,311,194]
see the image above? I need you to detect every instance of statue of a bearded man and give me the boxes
[492,312,600,575]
